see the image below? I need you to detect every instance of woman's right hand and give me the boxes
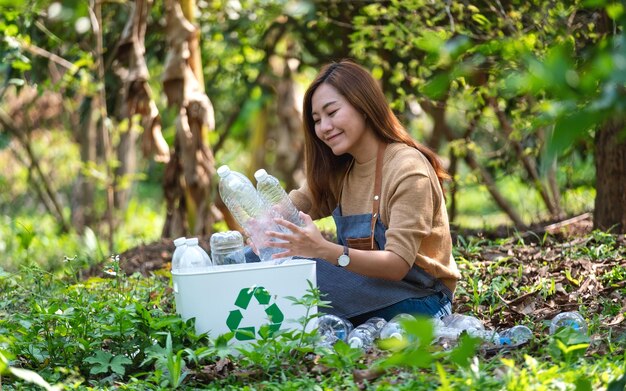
[265,212,336,260]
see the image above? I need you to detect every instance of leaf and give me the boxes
[109,355,132,376]
[413,30,446,54]
[0,131,10,151]
[449,333,480,368]
[472,13,491,28]
[547,109,603,161]
[575,376,593,391]
[15,221,34,251]
[85,350,114,375]
[421,73,450,100]
[401,317,435,346]
[607,372,626,391]
[9,367,62,391]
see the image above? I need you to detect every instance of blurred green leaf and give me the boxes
[606,3,624,20]
[0,131,10,150]
[449,333,480,368]
[16,221,34,251]
[548,109,603,160]
[607,372,626,391]
[9,367,61,391]
[421,73,450,100]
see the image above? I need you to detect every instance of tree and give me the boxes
[344,0,624,232]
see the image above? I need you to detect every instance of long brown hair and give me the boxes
[302,60,449,215]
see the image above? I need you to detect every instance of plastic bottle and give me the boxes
[171,236,187,271]
[347,317,387,350]
[434,326,462,341]
[379,313,415,340]
[432,316,446,330]
[217,165,286,262]
[178,237,212,271]
[549,311,588,335]
[210,231,246,265]
[316,314,354,348]
[254,169,304,227]
[467,328,501,345]
[499,325,533,345]
[441,313,485,332]
[434,314,484,348]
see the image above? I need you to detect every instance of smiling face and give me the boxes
[311,83,377,162]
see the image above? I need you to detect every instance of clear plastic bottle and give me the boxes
[434,326,463,341]
[549,311,588,335]
[500,325,533,345]
[347,317,387,350]
[379,313,415,340]
[171,236,187,271]
[210,231,246,265]
[441,313,485,331]
[178,237,212,271]
[217,165,286,262]
[467,328,501,345]
[254,169,304,227]
[316,314,354,348]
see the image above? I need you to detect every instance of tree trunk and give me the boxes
[594,118,626,233]
[269,50,305,191]
[71,97,97,232]
[161,0,222,238]
[113,0,169,209]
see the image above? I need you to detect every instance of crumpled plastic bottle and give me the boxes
[500,325,533,345]
[549,311,588,335]
[379,313,415,340]
[315,314,353,348]
[441,313,485,331]
[210,231,246,265]
[434,313,485,348]
[347,317,387,350]
[467,328,501,345]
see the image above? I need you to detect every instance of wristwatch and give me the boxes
[337,245,350,267]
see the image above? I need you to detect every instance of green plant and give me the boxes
[142,333,188,389]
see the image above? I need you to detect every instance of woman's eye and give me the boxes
[329,110,337,117]
[313,118,320,125]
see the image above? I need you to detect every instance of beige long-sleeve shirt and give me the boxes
[290,142,461,293]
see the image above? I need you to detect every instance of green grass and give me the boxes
[0,232,624,389]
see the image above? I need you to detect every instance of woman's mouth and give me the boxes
[326,132,341,142]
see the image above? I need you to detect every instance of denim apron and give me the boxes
[316,143,453,319]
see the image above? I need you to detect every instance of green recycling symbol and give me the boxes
[226,286,284,341]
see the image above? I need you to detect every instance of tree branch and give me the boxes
[0,109,70,232]
[488,96,563,218]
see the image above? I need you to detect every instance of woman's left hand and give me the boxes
[265,212,332,259]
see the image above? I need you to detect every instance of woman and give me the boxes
[266,60,460,325]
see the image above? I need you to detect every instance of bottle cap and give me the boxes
[173,237,187,246]
[185,237,199,245]
[254,168,268,181]
[217,165,230,177]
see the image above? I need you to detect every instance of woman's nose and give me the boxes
[320,117,332,132]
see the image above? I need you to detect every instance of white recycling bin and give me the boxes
[171,258,317,343]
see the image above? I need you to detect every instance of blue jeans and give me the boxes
[346,291,452,326]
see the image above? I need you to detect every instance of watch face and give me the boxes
[338,254,350,267]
